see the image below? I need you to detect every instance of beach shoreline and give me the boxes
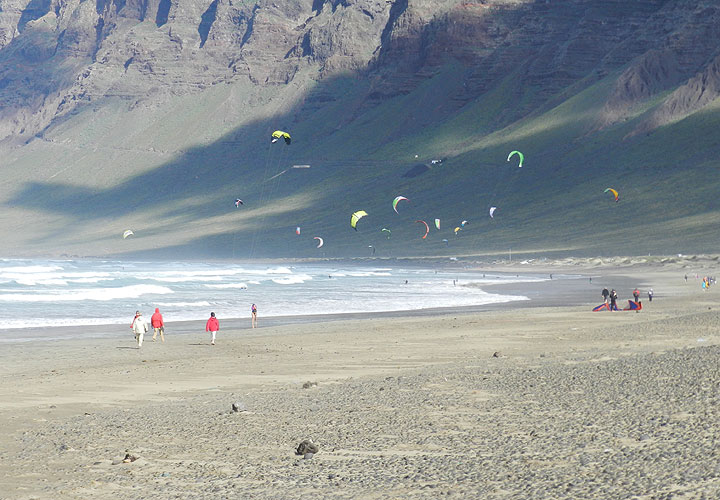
[1,260,718,498]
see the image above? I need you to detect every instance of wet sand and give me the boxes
[0,259,718,499]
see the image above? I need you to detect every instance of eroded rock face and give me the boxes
[0,0,720,143]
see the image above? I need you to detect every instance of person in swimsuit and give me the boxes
[251,303,257,328]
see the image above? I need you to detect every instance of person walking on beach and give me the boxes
[610,289,618,311]
[251,303,257,328]
[206,312,219,345]
[151,307,165,343]
[632,288,640,303]
[132,311,148,348]
[648,289,653,302]
[601,287,610,304]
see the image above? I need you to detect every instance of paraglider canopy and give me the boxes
[271,130,291,145]
[392,196,408,214]
[123,230,134,239]
[351,210,368,231]
[604,188,619,202]
[507,150,524,168]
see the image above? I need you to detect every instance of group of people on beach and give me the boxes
[601,287,651,311]
[131,303,258,348]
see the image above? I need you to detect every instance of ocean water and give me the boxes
[0,259,545,334]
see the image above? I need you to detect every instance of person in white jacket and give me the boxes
[131,311,149,348]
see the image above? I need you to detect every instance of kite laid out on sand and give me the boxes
[592,300,642,311]
[351,210,368,231]
[123,230,134,239]
[604,187,619,202]
[507,150,524,168]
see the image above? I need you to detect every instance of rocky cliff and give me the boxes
[2,0,720,144]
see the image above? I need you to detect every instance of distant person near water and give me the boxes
[251,303,257,328]
[151,307,165,343]
[206,312,219,345]
[131,311,148,348]
[610,289,618,311]
[601,287,610,304]
[648,289,653,302]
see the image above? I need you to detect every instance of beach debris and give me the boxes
[295,440,319,456]
[492,351,503,358]
[302,381,318,389]
[232,401,248,412]
[303,452,314,460]
[113,452,139,465]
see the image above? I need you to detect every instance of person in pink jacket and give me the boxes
[151,307,165,343]
[205,312,219,345]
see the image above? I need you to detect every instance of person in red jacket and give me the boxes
[205,312,219,345]
[151,307,165,343]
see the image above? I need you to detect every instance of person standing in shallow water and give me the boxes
[251,303,257,328]
[206,312,219,345]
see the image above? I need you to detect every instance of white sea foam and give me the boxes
[0,284,173,302]
[0,260,554,338]
[205,283,248,289]
[271,274,312,285]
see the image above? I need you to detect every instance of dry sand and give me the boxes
[0,258,719,499]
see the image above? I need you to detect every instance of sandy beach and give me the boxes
[1,257,719,499]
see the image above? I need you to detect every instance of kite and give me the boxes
[454,227,461,235]
[313,237,324,248]
[604,188,619,202]
[434,219,440,230]
[123,230,134,239]
[351,210,368,230]
[381,228,391,238]
[235,199,243,207]
[392,196,409,214]
[489,206,497,218]
[415,220,430,239]
[442,238,449,246]
[461,220,469,227]
[271,130,291,145]
[507,150,524,168]
[295,227,301,235]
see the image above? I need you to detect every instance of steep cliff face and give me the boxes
[2,0,720,145]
